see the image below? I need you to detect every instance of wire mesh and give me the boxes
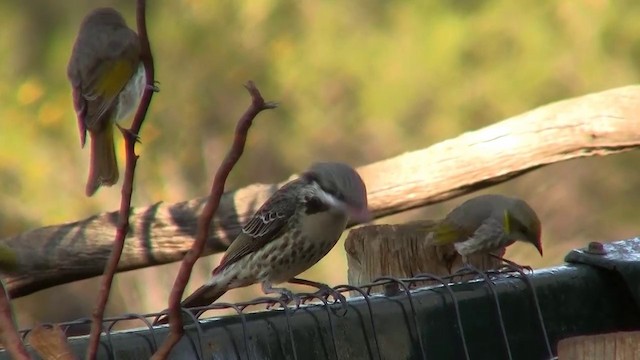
[12,267,557,360]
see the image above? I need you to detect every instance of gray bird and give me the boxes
[157,162,369,323]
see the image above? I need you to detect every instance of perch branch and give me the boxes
[86,1,157,359]
[2,85,640,298]
[151,82,276,359]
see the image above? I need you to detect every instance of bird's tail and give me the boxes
[408,218,459,246]
[407,219,461,273]
[154,282,228,325]
[85,125,118,196]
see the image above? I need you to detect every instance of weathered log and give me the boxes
[2,85,640,298]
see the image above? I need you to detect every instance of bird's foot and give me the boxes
[489,254,534,275]
[289,278,348,314]
[451,262,491,283]
[262,282,301,310]
[314,284,348,313]
[116,124,141,144]
[499,263,534,275]
[147,81,160,93]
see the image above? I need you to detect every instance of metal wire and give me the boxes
[457,264,513,360]
[251,296,299,360]
[105,313,159,357]
[411,273,470,360]
[225,302,252,360]
[500,264,553,359]
[297,292,339,360]
[370,276,428,360]
[334,284,382,360]
[13,269,556,360]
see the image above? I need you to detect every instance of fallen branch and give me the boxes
[86,1,157,358]
[2,85,640,298]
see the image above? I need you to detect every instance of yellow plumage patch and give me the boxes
[95,60,135,97]
[431,222,460,245]
[503,210,511,235]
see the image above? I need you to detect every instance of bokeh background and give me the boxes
[1,0,640,330]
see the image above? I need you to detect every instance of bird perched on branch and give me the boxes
[419,194,543,271]
[67,7,145,196]
[156,162,370,324]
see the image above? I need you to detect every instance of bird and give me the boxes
[67,7,146,196]
[419,194,543,271]
[156,162,370,324]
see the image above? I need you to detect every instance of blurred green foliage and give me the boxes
[2,0,640,327]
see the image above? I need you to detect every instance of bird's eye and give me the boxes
[305,197,328,215]
[323,186,344,201]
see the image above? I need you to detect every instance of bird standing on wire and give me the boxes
[157,162,370,324]
[420,194,543,270]
[67,7,146,196]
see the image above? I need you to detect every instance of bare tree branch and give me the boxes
[86,1,157,358]
[151,81,276,359]
[2,85,640,298]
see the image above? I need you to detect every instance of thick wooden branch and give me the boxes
[3,85,640,298]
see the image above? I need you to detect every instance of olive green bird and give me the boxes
[67,7,145,196]
[422,194,543,269]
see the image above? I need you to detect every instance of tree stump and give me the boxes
[557,331,640,360]
[344,221,503,295]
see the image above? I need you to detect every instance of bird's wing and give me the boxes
[213,181,303,274]
[428,219,474,245]
[82,60,135,128]
[455,216,510,255]
[69,76,88,147]
[471,217,508,243]
[78,28,140,131]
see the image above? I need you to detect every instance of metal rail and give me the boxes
[4,238,640,360]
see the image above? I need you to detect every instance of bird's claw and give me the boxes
[314,284,348,314]
[265,288,302,310]
[500,263,534,275]
[147,81,160,93]
[116,124,141,143]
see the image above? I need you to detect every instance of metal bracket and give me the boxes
[565,237,640,308]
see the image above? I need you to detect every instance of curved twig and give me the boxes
[150,82,276,359]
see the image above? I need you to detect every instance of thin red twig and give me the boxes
[0,281,29,359]
[151,82,276,359]
[85,0,156,359]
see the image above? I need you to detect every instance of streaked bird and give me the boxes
[67,7,145,196]
[156,162,370,324]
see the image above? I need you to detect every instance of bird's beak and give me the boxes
[348,205,372,223]
[534,240,543,257]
